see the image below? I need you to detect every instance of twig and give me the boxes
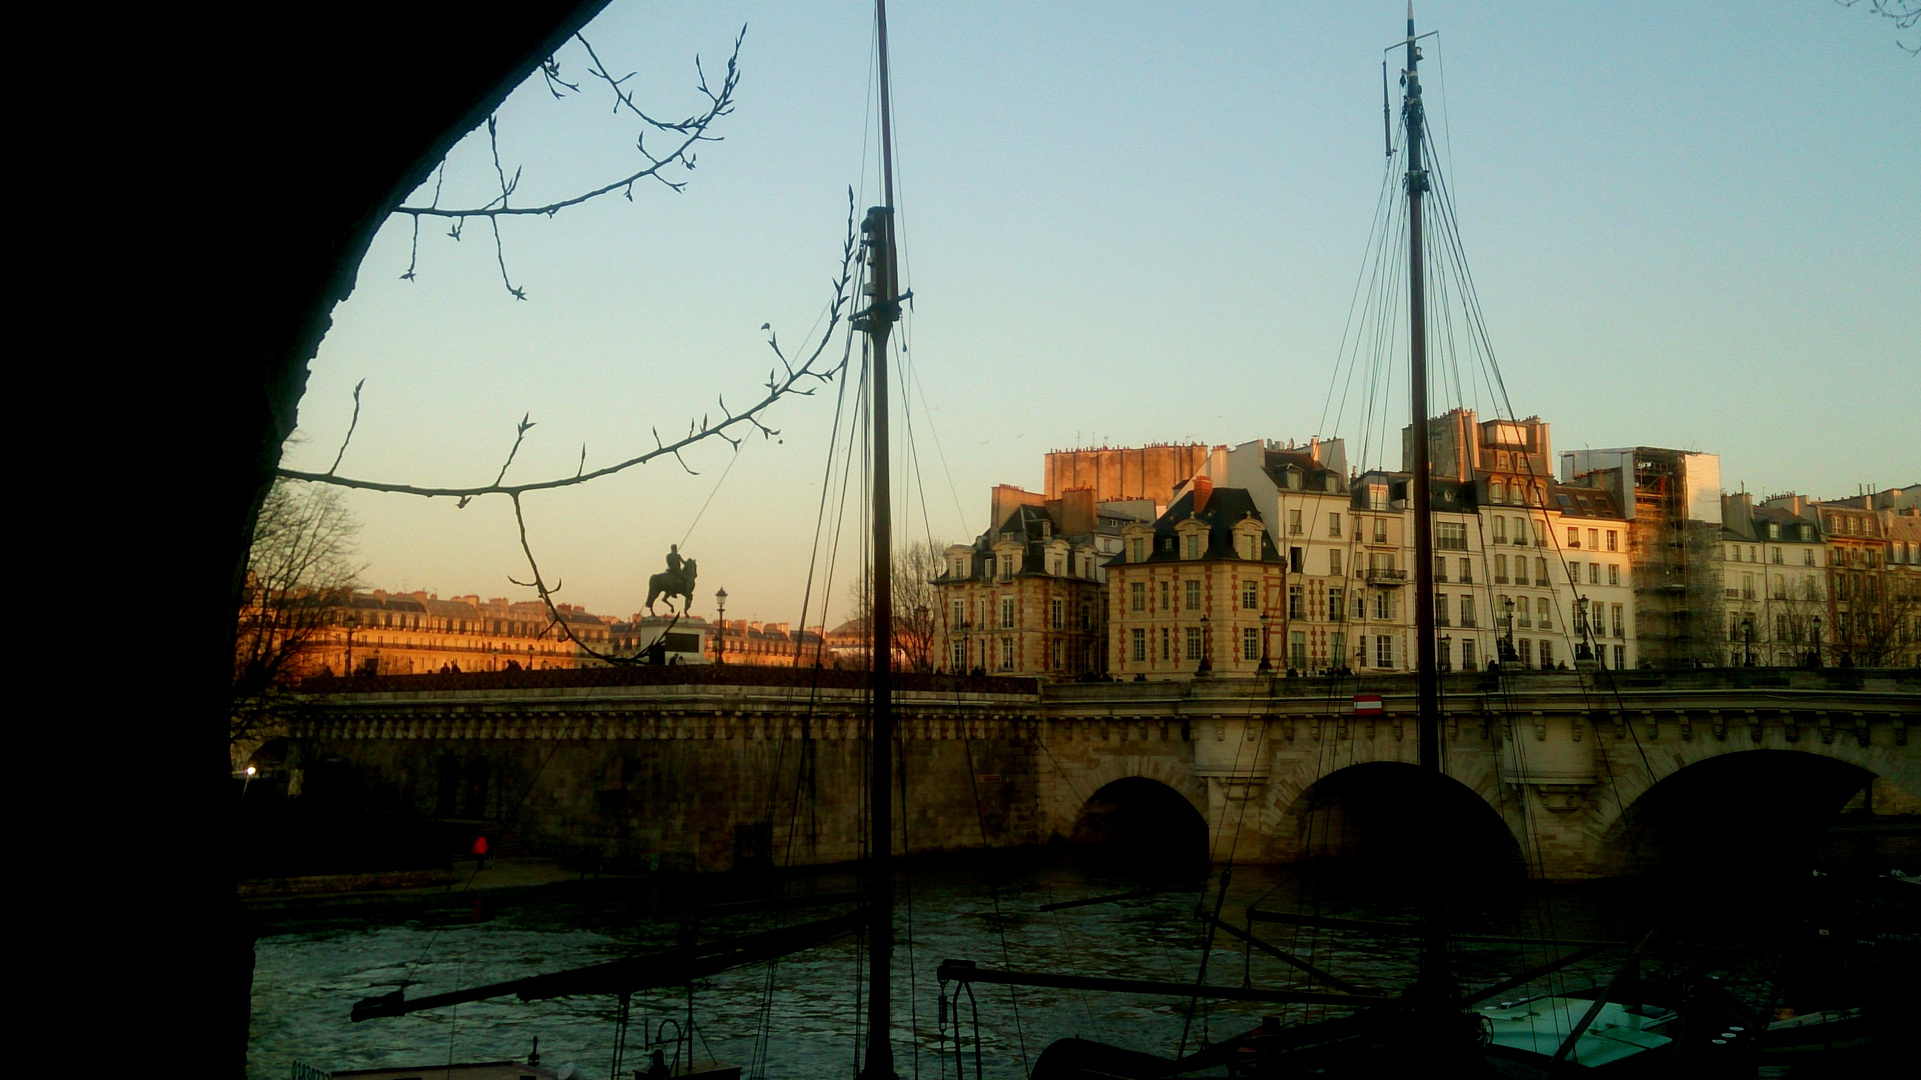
[326,379,365,475]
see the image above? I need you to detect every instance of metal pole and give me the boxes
[861,4,900,1075]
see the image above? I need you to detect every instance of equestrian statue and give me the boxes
[646,544,698,614]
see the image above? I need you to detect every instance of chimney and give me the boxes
[1192,474,1214,513]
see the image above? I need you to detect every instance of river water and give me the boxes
[250,855,1680,1080]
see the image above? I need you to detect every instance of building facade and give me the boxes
[1106,479,1287,679]
[934,486,1125,677]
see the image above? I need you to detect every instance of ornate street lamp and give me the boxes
[715,587,728,665]
[1500,596,1517,663]
[1439,633,1453,673]
[1574,597,1593,661]
[342,612,359,676]
[1197,613,1212,676]
[1256,610,1272,673]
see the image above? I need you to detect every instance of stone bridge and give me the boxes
[290,667,1919,879]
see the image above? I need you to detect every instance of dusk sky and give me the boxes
[285,1,1918,624]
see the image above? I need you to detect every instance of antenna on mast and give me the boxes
[1382,60,1392,158]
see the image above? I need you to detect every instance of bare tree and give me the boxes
[843,539,950,673]
[1830,568,1921,666]
[233,480,363,745]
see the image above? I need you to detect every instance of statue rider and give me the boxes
[666,544,684,588]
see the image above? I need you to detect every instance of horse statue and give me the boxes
[646,557,697,614]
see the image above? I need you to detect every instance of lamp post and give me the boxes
[1439,633,1452,673]
[1257,610,1272,673]
[715,587,728,665]
[1197,613,1212,676]
[1742,617,1755,667]
[343,612,359,676]
[1810,614,1822,668]
[1574,597,1593,661]
[1500,596,1516,663]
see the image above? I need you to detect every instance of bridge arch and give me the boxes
[1269,761,1527,889]
[1069,776,1211,879]
[1043,754,1207,837]
[1589,747,1897,880]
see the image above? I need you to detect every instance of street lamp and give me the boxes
[1742,617,1755,667]
[343,612,359,676]
[1439,633,1453,673]
[1257,610,1272,673]
[1810,614,1822,668]
[1197,613,1212,676]
[1500,596,1517,663]
[714,587,728,665]
[1574,597,1593,661]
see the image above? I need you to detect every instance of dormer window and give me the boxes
[1184,534,1202,559]
[1368,484,1388,511]
[1285,471,1300,490]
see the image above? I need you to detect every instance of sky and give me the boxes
[285,1,1920,624]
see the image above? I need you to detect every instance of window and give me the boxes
[1376,635,1394,668]
[1437,637,1451,671]
[1329,549,1343,576]
[954,599,967,628]
[1461,639,1477,670]
[1459,557,1473,584]
[1608,564,1620,586]
[1490,480,1506,504]
[1461,595,1476,628]
[1000,638,1014,670]
[1000,597,1015,629]
[1184,534,1202,560]
[953,640,967,670]
[1289,631,1307,669]
[1614,644,1626,669]
[1242,580,1259,609]
[1495,553,1509,584]
[1537,597,1551,631]
[1588,529,1600,551]
[1243,627,1260,661]
[1434,594,1450,627]
[1607,530,1619,552]
[1051,640,1063,669]
[1436,521,1466,550]
[1328,587,1345,622]
[1536,558,1549,586]
[1050,556,1063,576]
[1290,546,1304,573]
[1288,509,1303,535]
[1518,638,1532,666]
[1589,562,1600,585]
[1131,582,1146,612]
[1369,484,1388,511]
[1159,580,1170,611]
[1569,560,1581,583]
[1130,538,1145,562]
[1517,599,1532,628]
[1051,599,1064,630]
[1185,626,1203,661]
[1185,579,1201,610]
[1330,631,1346,668]
[1435,555,1448,583]
[1355,593,1367,620]
[1568,526,1581,548]
[1804,548,1815,567]
[1131,628,1147,662]
[1288,585,1305,619]
[1082,605,1092,631]
[1328,512,1342,537]
[1161,627,1171,661]
[1493,516,1509,544]
[1517,518,1532,546]
[1540,640,1554,669]
[1374,591,1392,620]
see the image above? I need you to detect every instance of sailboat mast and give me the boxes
[1403,6,1439,774]
[861,2,900,1077]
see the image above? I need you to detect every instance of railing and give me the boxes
[1366,568,1408,586]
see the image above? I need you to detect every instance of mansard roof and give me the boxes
[1105,486,1283,567]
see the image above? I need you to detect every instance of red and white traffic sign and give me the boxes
[1353,694,1383,715]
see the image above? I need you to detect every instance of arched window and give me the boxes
[1489,480,1505,504]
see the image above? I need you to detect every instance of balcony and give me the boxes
[1366,568,1409,586]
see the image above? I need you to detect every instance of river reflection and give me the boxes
[250,855,1661,1079]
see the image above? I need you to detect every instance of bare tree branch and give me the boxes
[284,193,859,500]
